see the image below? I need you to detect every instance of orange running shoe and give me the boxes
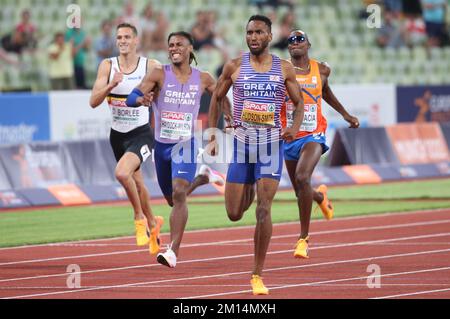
[294,236,309,259]
[149,216,164,255]
[316,184,334,220]
[250,275,269,295]
[134,219,149,246]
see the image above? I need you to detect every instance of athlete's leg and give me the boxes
[168,178,190,256]
[132,168,157,228]
[154,141,174,207]
[224,182,255,221]
[186,174,209,196]
[253,177,278,276]
[115,152,145,220]
[293,142,323,239]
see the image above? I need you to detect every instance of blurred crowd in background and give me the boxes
[0,0,448,92]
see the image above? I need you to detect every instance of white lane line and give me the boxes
[1,218,449,266]
[0,249,145,266]
[1,232,449,284]
[1,208,448,251]
[184,266,450,299]
[2,283,450,290]
[4,249,450,299]
[372,288,450,299]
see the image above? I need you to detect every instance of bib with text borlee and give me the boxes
[286,102,318,132]
[241,100,276,128]
[160,111,193,140]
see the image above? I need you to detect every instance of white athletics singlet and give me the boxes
[106,57,149,133]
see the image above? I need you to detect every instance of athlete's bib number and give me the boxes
[241,100,275,128]
[160,111,193,140]
[286,102,317,132]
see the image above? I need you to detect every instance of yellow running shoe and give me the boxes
[316,184,334,220]
[149,216,164,255]
[294,236,309,259]
[250,275,269,295]
[134,219,149,246]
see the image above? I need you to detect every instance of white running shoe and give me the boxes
[157,248,177,268]
[198,164,225,186]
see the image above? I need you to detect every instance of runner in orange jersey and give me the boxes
[280,30,359,259]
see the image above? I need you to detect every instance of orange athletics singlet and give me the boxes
[281,59,327,139]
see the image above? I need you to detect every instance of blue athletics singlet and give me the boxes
[232,52,286,145]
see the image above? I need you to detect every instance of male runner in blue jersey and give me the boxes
[208,15,304,295]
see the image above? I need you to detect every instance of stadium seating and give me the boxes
[0,0,449,91]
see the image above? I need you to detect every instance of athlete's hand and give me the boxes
[281,127,296,142]
[110,68,123,88]
[222,114,234,133]
[344,114,359,128]
[206,139,218,156]
[142,92,154,106]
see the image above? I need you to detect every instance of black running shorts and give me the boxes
[109,124,154,164]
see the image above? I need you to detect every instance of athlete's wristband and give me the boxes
[126,88,144,107]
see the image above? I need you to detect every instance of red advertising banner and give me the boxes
[47,184,91,206]
[342,165,382,184]
[386,123,449,165]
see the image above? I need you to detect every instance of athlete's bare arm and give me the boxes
[147,58,163,74]
[90,59,121,108]
[201,71,217,96]
[208,58,240,130]
[202,71,232,128]
[281,59,304,141]
[133,65,164,106]
[319,62,359,128]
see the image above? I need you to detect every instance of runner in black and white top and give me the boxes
[89,23,164,256]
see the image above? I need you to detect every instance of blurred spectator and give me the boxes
[150,12,169,51]
[359,0,381,19]
[0,47,20,66]
[140,3,156,53]
[248,0,293,10]
[65,25,91,89]
[1,30,27,55]
[15,9,37,49]
[402,0,422,15]
[266,10,280,41]
[116,0,140,33]
[48,32,74,90]
[421,0,448,47]
[140,4,169,53]
[191,10,216,51]
[215,49,230,79]
[376,10,405,48]
[383,0,403,16]
[271,12,297,50]
[95,20,117,67]
[403,13,427,47]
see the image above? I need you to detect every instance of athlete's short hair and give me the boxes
[167,31,198,66]
[116,23,138,36]
[247,14,272,32]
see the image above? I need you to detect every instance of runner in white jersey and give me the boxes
[89,23,164,256]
